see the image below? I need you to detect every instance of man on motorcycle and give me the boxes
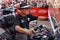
[14,2,47,40]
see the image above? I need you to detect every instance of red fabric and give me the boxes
[29,8,48,17]
[50,8,60,21]
[29,7,39,17]
[37,8,48,17]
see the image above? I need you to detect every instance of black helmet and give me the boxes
[19,3,30,10]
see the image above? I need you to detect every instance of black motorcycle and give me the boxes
[30,25,54,40]
[0,14,54,40]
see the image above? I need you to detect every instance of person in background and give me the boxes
[42,1,49,8]
[48,2,53,8]
[38,0,44,8]
[1,3,6,9]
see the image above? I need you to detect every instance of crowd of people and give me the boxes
[0,0,60,40]
[0,0,53,9]
[0,0,53,16]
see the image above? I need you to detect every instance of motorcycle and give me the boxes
[0,14,54,40]
[30,25,54,40]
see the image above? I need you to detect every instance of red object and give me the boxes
[29,7,39,17]
[50,8,60,21]
[37,8,48,17]
[29,7,48,17]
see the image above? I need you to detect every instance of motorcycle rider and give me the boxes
[14,2,47,40]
